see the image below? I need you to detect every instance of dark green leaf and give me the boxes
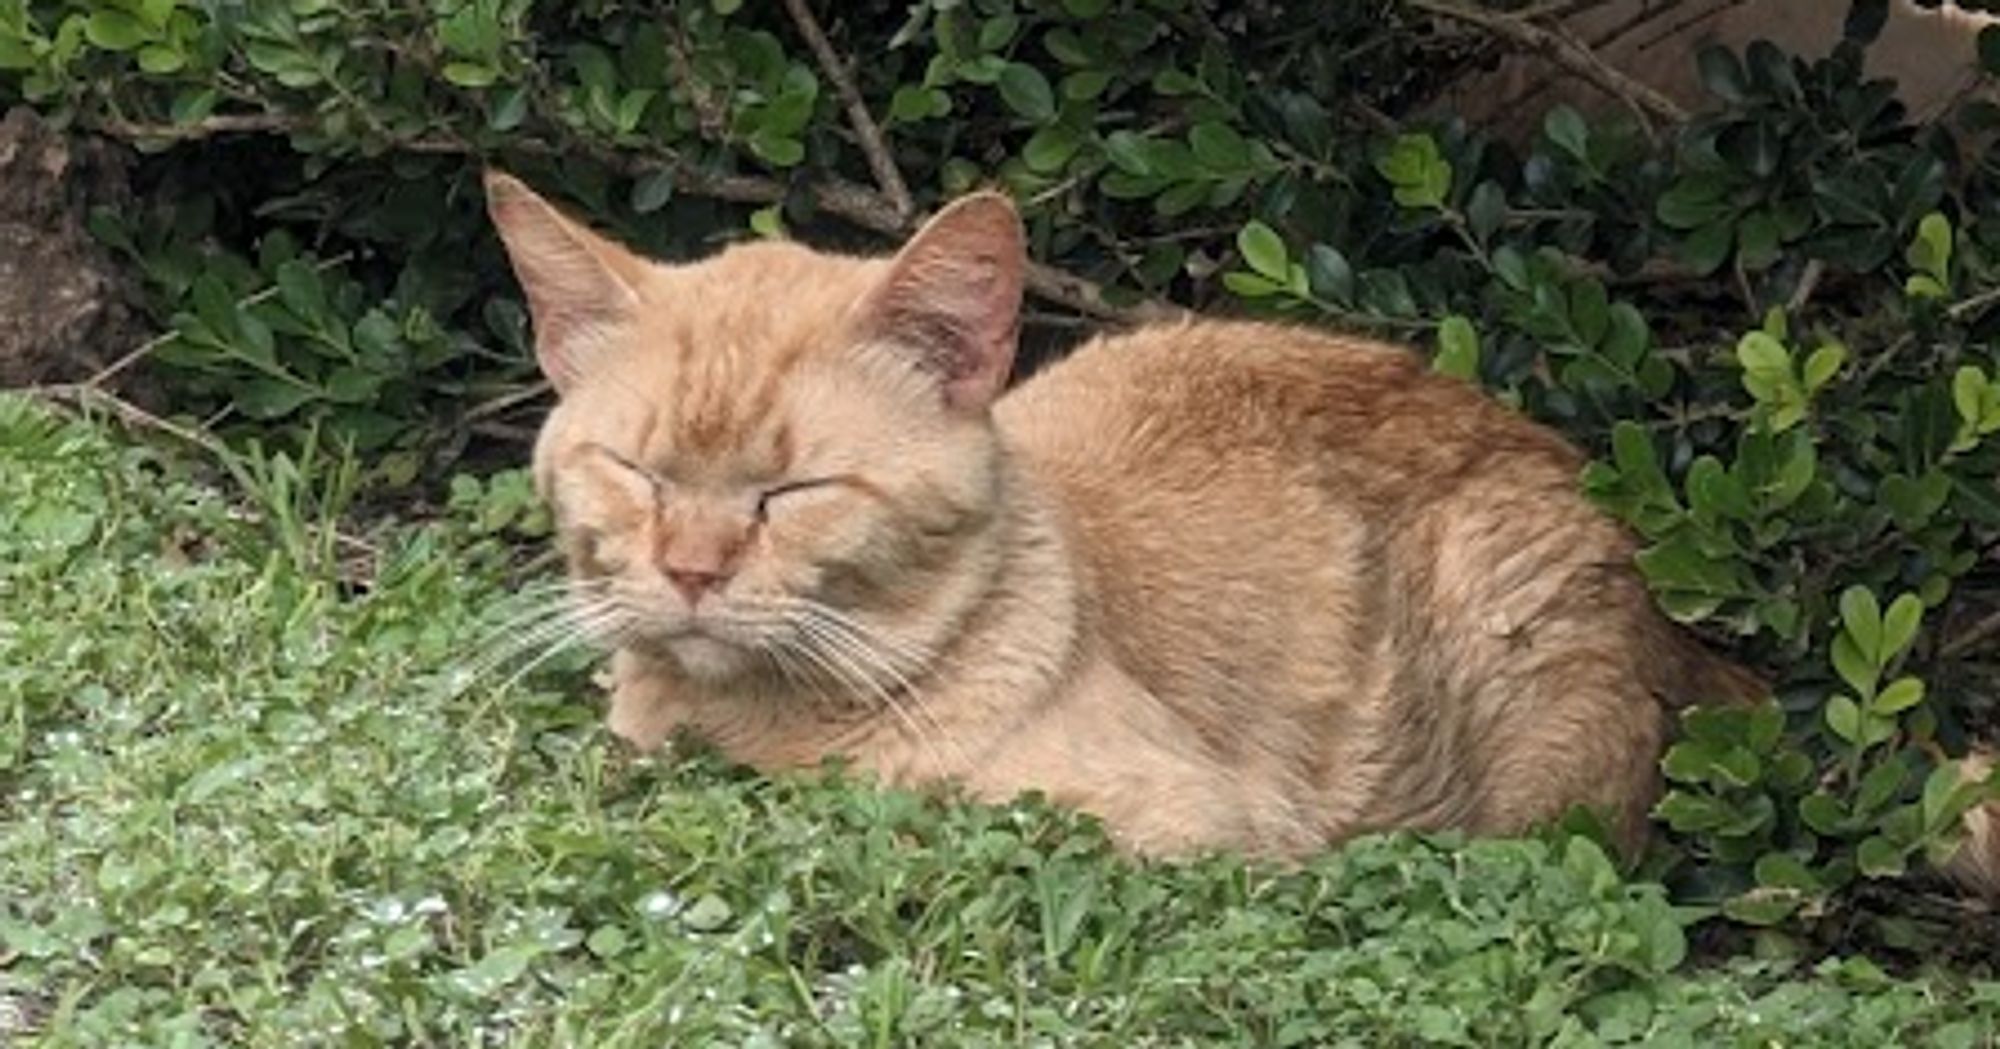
[1855,835,1908,878]
[1754,852,1820,892]
[85,10,152,51]
[1188,121,1250,171]
[1845,0,1889,44]
[1544,105,1588,160]
[1022,125,1082,173]
[236,379,318,419]
[1656,176,1732,229]
[1465,181,1505,245]
[630,171,675,214]
[1696,45,1747,103]
[1306,245,1353,304]
[1061,70,1112,101]
[997,62,1056,122]
[1681,218,1736,276]
[748,131,804,167]
[1858,760,1909,812]
[171,87,220,127]
[1736,211,1782,271]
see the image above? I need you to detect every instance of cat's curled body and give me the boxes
[491,171,1751,861]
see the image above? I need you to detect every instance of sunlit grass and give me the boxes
[1,394,1996,1047]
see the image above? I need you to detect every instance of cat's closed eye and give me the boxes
[755,479,837,520]
[590,445,669,497]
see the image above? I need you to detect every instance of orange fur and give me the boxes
[486,171,2000,889]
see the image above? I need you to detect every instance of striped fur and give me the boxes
[486,171,1999,891]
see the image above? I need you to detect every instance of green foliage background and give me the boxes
[5,0,2000,995]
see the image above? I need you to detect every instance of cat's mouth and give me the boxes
[630,615,762,681]
[642,619,728,648]
[658,630,753,681]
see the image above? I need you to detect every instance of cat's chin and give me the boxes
[658,634,756,683]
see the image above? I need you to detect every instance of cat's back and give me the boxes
[992,319,1684,847]
[995,317,1584,523]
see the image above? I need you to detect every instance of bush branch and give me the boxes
[641,160,1180,323]
[1943,607,2000,661]
[1403,0,1688,133]
[780,0,915,223]
[86,117,1177,326]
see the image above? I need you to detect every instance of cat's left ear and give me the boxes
[484,169,651,393]
[859,191,1025,412]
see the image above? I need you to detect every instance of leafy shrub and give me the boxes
[5,0,2000,937]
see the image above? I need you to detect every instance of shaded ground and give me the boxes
[0,108,142,389]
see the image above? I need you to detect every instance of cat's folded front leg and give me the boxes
[602,647,692,751]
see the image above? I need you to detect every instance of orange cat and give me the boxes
[485,171,1995,889]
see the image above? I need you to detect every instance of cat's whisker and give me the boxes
[794,616,968,778]
[446,594,626,693]
[794,599,937,667]
[788,623,954,777]
[735,593,938,676]
[465,601,596,661]
[488,576,611,606]
[715,605,856,716]
[764,636,855,717]
[771,627,875,714]
[466,596,617,669]
[488,605,635,698]
[466,579,614,652]
[732,594,959,766]
[788,604,957,753]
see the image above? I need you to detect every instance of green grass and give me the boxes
[2,392,1998,1047]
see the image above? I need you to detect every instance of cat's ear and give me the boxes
[484,169,651,393]
[859,191,1025,412]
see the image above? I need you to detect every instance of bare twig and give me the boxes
[87,112,297,140]
[645,164,1181,321]
[86,329,183,391]
[84,116,1180,326]
[1948,283,2000,323]
[469,420,540,443]
[464,380,553,422]
[663,19,728,139]
[1785,258,1826,315]
[32,382,231,457]
[1943,608,2000,661]
[1403,0,1689,135]
[780,0,914,223]
[1863,282,2000,385]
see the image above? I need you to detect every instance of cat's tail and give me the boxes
[1668,636,2000,902]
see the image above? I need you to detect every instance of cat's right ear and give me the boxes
[484,169,649,393]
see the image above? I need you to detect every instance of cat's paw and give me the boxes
[604,654,688,751]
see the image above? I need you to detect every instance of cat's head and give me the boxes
[485,171,1025,684]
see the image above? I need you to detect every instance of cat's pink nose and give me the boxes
[665,567,727,604]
